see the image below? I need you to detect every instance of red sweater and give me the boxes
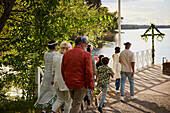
[61,46,94,90]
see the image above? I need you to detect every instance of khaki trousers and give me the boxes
[52,82,72,113]
[69,87,87,113]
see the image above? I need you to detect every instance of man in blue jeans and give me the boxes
[119,42,137,101]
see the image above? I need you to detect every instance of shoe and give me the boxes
[61,108,64,112]
[41,109,46,113]
[102,103,105,107]
[81,101,84,111]
[120,96,124,101]
[49,110,56,113]
[130,95,138,100]
[98,107,103,113]
[49,110,55,113]
[116,90,120,93]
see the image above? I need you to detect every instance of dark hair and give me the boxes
[124,42,132,45]
[75,36,88,45]
[87,45,91,53]
[98,55,104,60]
[101,57,109,65]
[115,47,120,53]
[75,36,82,45]
[48,40,58,50]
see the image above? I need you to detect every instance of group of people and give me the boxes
[34,36,137,113]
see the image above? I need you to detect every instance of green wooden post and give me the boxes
[152,24,154,64]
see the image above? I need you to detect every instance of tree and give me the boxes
[0,0,117,99]
[85,0,101,9]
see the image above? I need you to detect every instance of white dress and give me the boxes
[112,53,121,80]
[53,53,69,91]
[34,51,58,109]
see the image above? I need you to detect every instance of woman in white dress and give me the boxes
[50,42,72,113]
[112,47,121,92]
[34,40,58,113]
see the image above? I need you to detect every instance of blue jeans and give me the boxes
[120,71,134,96]
[115,78,120,90]
[99,84,109,108]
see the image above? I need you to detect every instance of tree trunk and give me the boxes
[0,0,16,33]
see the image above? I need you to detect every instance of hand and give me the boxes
[88,85,94,90]
[95,78,98,82]
[51,80,54,85]
[131,72,134,77]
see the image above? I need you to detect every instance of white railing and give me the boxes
[135,49,152,70]
[35,67,44,98]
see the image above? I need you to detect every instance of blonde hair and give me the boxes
[59,42,69,54]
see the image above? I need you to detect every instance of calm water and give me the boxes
[96,28,170,64]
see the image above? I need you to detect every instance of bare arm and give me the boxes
[119,55,121,64]
[95,74,99,82]
[61,55,65,81]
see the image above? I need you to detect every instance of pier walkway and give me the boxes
[84,64,170,113]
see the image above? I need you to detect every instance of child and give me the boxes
[96,55,104,69]
[95,55,104,107]
[112,47,121,92]
[96,57,114,113]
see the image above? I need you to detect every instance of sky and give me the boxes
[101,0,170,25]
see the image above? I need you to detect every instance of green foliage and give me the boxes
[0,0,117,100]
[0,99,39,112]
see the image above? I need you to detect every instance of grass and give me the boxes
[0,99,47,113]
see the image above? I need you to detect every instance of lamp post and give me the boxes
[118,0,121,47]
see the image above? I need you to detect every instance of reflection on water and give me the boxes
[92,41,116,58]
[92,28,170,64]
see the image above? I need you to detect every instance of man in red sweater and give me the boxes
[61,36,94,113]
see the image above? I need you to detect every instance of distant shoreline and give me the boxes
[120,24,170,29]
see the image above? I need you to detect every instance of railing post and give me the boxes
[38,67,41,98]
[146,50,149,66]
[141,51,143,67]
[35,67,38,98]
[135,52,139,70]
[135,49,152,70]
[35,67,42,98]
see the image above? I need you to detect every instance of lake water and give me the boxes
[95,28,170,64]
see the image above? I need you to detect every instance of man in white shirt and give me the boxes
[119,42,137,101]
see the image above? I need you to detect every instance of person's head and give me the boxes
[59,42,70,54]
[115,46,120,53]
[124,42,132,49]
[48,40,58,50]
[101,57,110,65]
[98,55,104,61]
[75,36,88,50]
[67,43,72,50]
[87,44,91,53]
